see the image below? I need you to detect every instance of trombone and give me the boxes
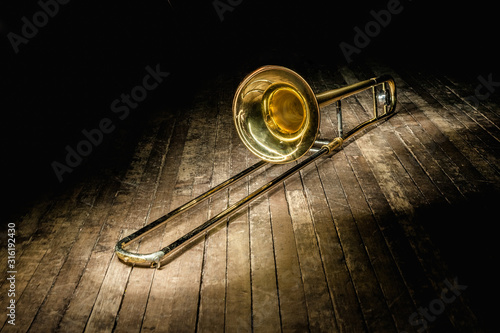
[115,65,397,268]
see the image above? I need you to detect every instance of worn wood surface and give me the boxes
[2,60,498,332]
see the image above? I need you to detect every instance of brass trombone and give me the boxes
[115,65,397,268]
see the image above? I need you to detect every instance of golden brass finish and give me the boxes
[264,83,307,138]
[322,137,344,154]
[233,66,320,164]
[115,65,397,268]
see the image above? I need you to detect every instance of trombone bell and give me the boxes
[233,66,320,164]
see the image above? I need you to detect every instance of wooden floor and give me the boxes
[2,60,499,332]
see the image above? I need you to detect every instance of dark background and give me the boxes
[1,0,496,213]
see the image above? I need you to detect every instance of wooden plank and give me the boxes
[0,188,76,292]
[425,73,500,151]
[371,62,494,200]
[409,71,500,178]
[113,116,188,333]
[322,68,429,331]
[224,108,252,332]
[3,61,494,333]
[333,66,448,331]
[141,96,219,332]
[395,69,500,186]
[266,174,309,332]
[356,63,469,205]
[161,99,220,333]
[328,108,437,325]
[26,119,164,332]
[377,66,485,332]
[196,81,231,332]
[246,145,282,331]
[55,196,135,332]
[83,229,135,333]
[27,181,120,333]
[297,69,369,332]
[0,180,99,331]
[374,61,484,192]
[1,198,55,323]
[307,67,409,332]
[443,73,500,126]
[371,61,499,199]
[56,119,170,332]
[299,160,367,333]
[345,63,480,331]
[343,143,437,314]
[284,186,338,332]
[333,148,417,332]
[352,132,462,331]
[389,94,470,203]
[248,192,281,332]
[280,164,339,332]
[140,193,201,333]
[438,75,500,142]
[312,154,397,332]
[84,120,176,332]
[0,199,52,286]
[223,69,263,331]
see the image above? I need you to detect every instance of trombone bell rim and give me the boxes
[232,65,320,164]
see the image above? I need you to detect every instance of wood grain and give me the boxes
[3,62,494,333]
